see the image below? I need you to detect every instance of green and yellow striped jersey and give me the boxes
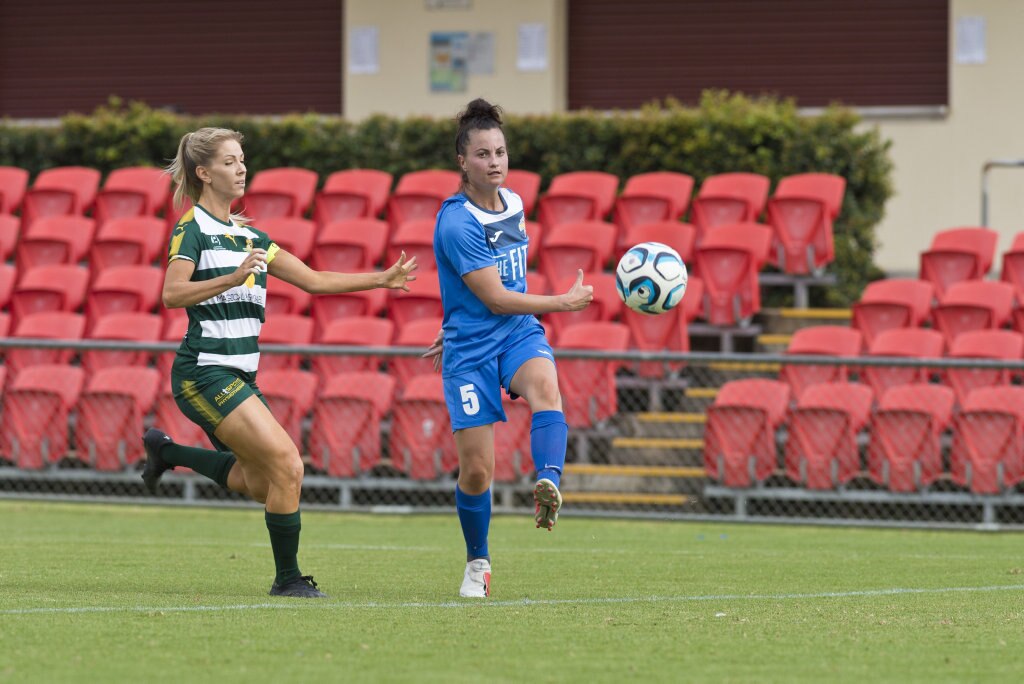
[167,204,281,373]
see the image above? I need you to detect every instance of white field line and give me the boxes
[3,584,1024,617]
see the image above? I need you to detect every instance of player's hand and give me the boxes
[382,251,419,291]
[421,328,444,372]
[232,248,267,286]
[560,269,594,312]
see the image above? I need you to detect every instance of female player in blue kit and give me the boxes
[424,99,594,597]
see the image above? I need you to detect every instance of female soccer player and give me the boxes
[425,99,593,597]
[141,127,417,598]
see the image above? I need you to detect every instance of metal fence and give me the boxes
[3,337,1024,529]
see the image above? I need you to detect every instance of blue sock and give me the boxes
[455,485,491,561]
[531,410,567,488]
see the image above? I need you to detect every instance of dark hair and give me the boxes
[454,98,504,159]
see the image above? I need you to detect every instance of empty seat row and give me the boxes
[704,379,1024,495]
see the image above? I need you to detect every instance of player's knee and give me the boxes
[530,375,562,411]
[269,446,304,490]
[460,459,492,492]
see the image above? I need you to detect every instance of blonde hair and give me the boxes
[166,127,249,224]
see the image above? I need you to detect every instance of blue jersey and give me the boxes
[434,187,539,377]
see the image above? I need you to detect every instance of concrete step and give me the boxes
[760,307,853,336]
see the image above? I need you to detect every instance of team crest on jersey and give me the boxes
[518,216,526,234]
[210,235,221,247]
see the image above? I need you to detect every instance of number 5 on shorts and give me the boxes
[459,383,480,415]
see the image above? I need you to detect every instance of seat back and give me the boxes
[309,371,397,476]
[780,326,863,399]
[540,221,617,283]
[82,312,162,374]
[77,366,160,470]
[919,227,999,296]
[852,278,935,347]
[391,317,443,385]
[18,215,95,269]
[504,170,542,216]
[932,280,1015,346]
[258,369,319,447]
[389,373,455,479]
[557,322,630,428]
[0,166,30,214]
[313,316,394,378]
[548,271,622,341]
[91,216,165,269]
[387,272,443,328]
[259,314,314,371]
[620,221,697,263]
[261,217,316,261]
[386,219,438,271]
[245,167,319,218]
[9,311,86,376]
[312,218,389,270]
[317,169,393,222]
[0,365,85,468]
[95,167,170,222]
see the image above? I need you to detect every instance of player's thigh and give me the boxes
[508,357,561,412]
[213,395,301,483]
[454,423,495,471]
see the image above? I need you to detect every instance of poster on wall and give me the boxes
[517,23,547,71]
[468,32,495,75]
[430,32,469,91]
[348,26,379,74]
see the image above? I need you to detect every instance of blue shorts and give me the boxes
[442,324,554,430]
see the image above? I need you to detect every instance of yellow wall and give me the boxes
[344,0,566,120]
[870,0,1024,273]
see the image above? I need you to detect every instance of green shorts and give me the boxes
[171,360,268,452]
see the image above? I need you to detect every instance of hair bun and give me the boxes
[459,98,503,126]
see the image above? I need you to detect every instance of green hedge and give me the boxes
[0,92,892,306]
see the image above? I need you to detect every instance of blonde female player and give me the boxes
[141,127,417,598]
[423,99,593,597]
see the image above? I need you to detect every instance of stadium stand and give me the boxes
[257,369,320,448]
[612,172,694,240]
[689,172,769,239]
[86,265,163,325]
[75,366,160,471]
[0,214,18,261]
[861,327,945,398]
[694,221,772,325]
[784,381,874,490]
[930,279,1015,347]
[619,220,697,264]
[314,169,393,225]
[867,383,955,492]
[309,371,397,477]
[11,264,89,322]
[778,325,863,400]
[265,277,312,316]
[310,288,387,333]
[851,278,935,348]
[556,321,630,428]
[21,166,101,229]
[389,373,456,480]
[81,312,162,375]
[387,271,443,328]
[389,317,442,385]
[493,394,533,482]
[7,312,86,377]
[0,364,85,469]
[704,378,790,487]
[944,329,1023,406]
[536,171,619,231]
[765,172,845,274]
[93,166,170,224]
[17,215,95,270]
[919,227,998,297]
[546,271,622,342]
[950,386,1024,494]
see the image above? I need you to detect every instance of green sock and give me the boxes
[265,509,302,585]
[158,443,236,489]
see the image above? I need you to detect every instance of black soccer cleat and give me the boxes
[141,428,175,494]
[269,575,328,598]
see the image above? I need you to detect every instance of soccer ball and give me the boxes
[615,242,688,315]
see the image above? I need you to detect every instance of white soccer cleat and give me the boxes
[459,558,491,598]
[534,478,562,531]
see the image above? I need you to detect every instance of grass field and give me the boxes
[1,501,1023,683]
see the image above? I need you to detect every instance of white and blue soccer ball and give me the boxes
[615,242,688,315]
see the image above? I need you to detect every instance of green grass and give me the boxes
[1,501,1023,683]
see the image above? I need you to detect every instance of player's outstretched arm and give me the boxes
[269,249,418,294]
[463,267,593,316]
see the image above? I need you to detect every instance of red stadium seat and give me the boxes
[0,166,30,214]
[17,215,95,269]
[694,222,772,325]
[240,167,318,220]
[536,171,619,230]
[945,329,1023,406]
[262,217,316,261]
[21,166,101,229]
[390,317,442,385]
[90,217,165,270]
[557,322,630,428]
[704,378,790,487]
[619,221,697,263]
[314,169,393,224]
[11,265,89,321]
[784,382,873,489]
[82,312,162,375]
[690,172,770,239]
[779,326,863,401]
[526,271,549,296]
[94,167,170,224]
[258,369,319,449]
[310,288,387,332]
[766,173,845,274]
[504,169,542,216]
[547,271,622,342]
[999,231,1024,294]
[75,366,160,470]
[613,171,694,239]
[0,365,85,469]
[386,219,437,272]
[919,227,998,297]
[389,373,457,480]
[156,312,189,379]
[87,265,163,324]
[0,214,19,261]
[8,312,86,377]
[312,316,394,379]
[525,221,543,264]
[539,221,617,284]
[312,219,389,271]
[0,312,9,339]
[265,278,312,316]
[258,313,314,372]
[387,271,443,328]
[621,303,690,379]
[851,278,935,349]
[951,386,1024,494]
[0,262,15,311]
[868,384,955,492]
[680,276,705,323]
[494,394,533,482]
[387,170,460,234]
[309,371,396,477]
[931,280,1014,347]
[861,328,944,399]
